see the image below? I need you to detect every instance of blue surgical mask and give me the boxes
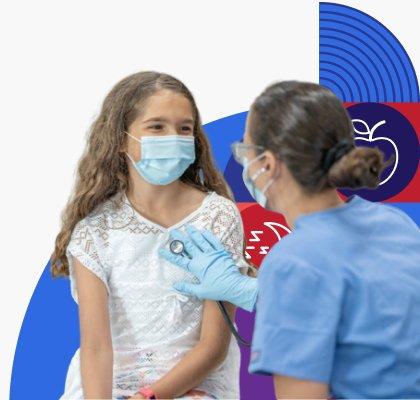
[242,153,274,208]
[125,133,195,185]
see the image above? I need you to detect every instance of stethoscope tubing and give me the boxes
[169,240,251,347]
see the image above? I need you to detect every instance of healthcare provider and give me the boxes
[159,81,420,399]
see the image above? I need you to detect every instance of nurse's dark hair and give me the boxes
[248,81,389,192]
[51,71,255,277]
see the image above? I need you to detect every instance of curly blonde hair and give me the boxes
[51,71,236,277]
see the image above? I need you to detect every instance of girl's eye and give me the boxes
[181,126,192,132]
[149,124,163,130]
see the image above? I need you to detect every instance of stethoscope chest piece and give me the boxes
[169,239,185,255]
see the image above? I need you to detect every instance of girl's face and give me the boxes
[125,89,194,161]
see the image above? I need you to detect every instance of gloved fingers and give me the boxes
[173,281,202,299]
[158,248,190,270]
[169,229,199,257]
[185,225,214,253]
[201,229,225,251]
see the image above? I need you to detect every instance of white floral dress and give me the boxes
[60,191,249,399]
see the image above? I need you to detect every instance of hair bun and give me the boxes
[322,140,354,172]
[327,147,386,189]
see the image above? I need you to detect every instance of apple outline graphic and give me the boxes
[342,103,418,202]
[352,118,399,186]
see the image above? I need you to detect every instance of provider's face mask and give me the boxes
[125,132,195,185]
[242,153,274,208]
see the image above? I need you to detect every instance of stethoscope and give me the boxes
[170,240,251,347]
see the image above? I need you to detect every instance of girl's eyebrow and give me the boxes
[181,118,194,124]
[142,117,167,123]
[142,117,194,124]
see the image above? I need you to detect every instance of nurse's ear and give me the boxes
[263,150,282,180]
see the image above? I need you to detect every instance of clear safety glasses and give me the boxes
[230,141,265,166]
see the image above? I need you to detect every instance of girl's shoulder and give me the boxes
[204,191,242,224]
[73,192,128,235]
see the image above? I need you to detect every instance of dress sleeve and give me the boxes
[212,199,251,276]
[65,218,109,302]
[248,256,343,383]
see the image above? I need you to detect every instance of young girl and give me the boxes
[51,71,250,399]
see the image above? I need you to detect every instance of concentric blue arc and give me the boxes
[320,2,420,102]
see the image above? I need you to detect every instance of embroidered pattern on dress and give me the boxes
[62,191,243,399]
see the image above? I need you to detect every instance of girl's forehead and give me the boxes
[141,89,193,120]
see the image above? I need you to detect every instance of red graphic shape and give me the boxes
[237,203,291,268]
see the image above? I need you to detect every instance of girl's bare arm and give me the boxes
[74,257,113,399]
[137,300,235,399]
[273,375,329,399]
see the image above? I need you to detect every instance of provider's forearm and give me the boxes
[80,347,113,399]
[150,341,226,399]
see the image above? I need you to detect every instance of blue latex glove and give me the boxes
[158,225,258,312]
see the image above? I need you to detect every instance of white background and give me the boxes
[0,1,418,397]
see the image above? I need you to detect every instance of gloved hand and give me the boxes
[158,225,258,312]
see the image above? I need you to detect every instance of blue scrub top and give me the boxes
[249,195,420,398]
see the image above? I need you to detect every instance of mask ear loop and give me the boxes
[251,166,274,196]
[245,152,266,179]
[250,166,267,181]
[124,131,142,167]
[124,131,142,143]
[261,177,274,195]
[125,152,137,166]
[249,153,276,196]
[262,158,283,206]
[249,150,270,181]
